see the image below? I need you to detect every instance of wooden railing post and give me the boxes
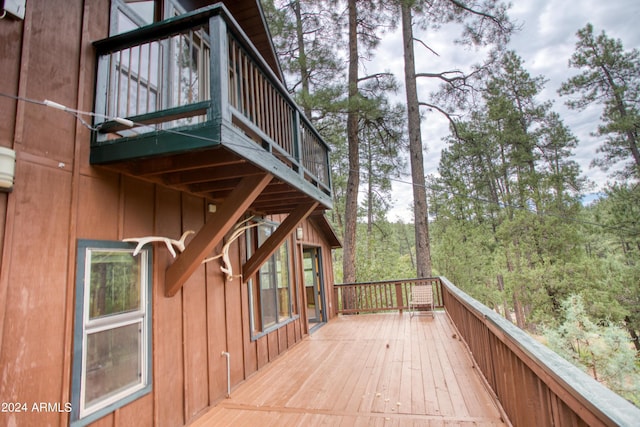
[395,282,404,314]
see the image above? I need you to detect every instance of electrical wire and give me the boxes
[354,168,639,236]
[2,92,635,236]
[0,91,326,170]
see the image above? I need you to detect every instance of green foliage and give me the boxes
[559,23,640,180]
[265,1,640,403]
[333,221,417,283]
[544,295,640,405]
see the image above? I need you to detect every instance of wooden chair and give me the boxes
[409,284,434,318]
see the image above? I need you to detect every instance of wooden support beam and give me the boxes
[165,173,273,297]
[242,201,318,281]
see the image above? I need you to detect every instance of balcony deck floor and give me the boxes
[191,313,507,426]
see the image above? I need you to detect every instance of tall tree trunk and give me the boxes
[624,316,640,352]
[343,0,360,283]
[293,0,311,118]
[401,2,431,277]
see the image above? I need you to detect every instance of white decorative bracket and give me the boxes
[202,217,263,281]
[123,230,195,257]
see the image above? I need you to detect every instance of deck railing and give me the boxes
[92,4,331,193]
[334,277,640,426]
[333,277,443,314]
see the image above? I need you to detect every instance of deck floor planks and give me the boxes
[415,314,440,416]
[355,315,399,414]
[435,316,501,419]
[432,315,470,418]
[191,313,506,426]
[417,313,454,418]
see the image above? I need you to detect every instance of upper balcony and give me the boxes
[91,4,332,215]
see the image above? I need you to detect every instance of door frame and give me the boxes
[300,245,326,332]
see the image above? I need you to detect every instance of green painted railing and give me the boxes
[91,4,331,196]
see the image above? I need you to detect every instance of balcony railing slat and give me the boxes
[92,5,331,202]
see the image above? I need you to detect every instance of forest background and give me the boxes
[261,0,640,404]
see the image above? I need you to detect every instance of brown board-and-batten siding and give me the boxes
[0,1,337,426]
[2,166,326,427]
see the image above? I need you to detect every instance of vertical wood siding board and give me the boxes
[225,254,244,389]
[181,194,209,420]
[0,0,36,352]
[257,336,268,369]
[238,231,258,380]
[153,188,185,427]
[0,164,71,426]
[206,255,228,402]
[531,361,547,423]
[60,1,104,420]
[279,326,287,354]
[267,331,277,361]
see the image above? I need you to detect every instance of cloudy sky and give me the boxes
[369,0,640,221]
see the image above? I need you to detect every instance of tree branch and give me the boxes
[358,72,395,83]
[448,0,505,29]
[416,70,467,83]
[414,37,440,57]
[419,101,462,139]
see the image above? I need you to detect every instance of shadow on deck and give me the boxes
[191,312,506,426]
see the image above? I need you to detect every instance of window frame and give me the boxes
[70,240,153,427]
[247,220,296,339]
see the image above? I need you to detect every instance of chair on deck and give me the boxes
[409,284,434,318]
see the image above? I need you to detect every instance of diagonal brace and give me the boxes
[165,173,272,297]
[242,201,318,281]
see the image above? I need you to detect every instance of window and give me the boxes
[105,0,210,126]
[248,221,295,336]
[111,0,156,35]
[71,240,152,426]
[109,1,160,120]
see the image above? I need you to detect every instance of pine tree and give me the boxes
[559,24,640,180]
[544,295,640,405]
[397,0,513,278]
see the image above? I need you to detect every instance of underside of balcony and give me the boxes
[92,126,331,216]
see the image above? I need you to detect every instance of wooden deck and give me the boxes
[191,313,507,426]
